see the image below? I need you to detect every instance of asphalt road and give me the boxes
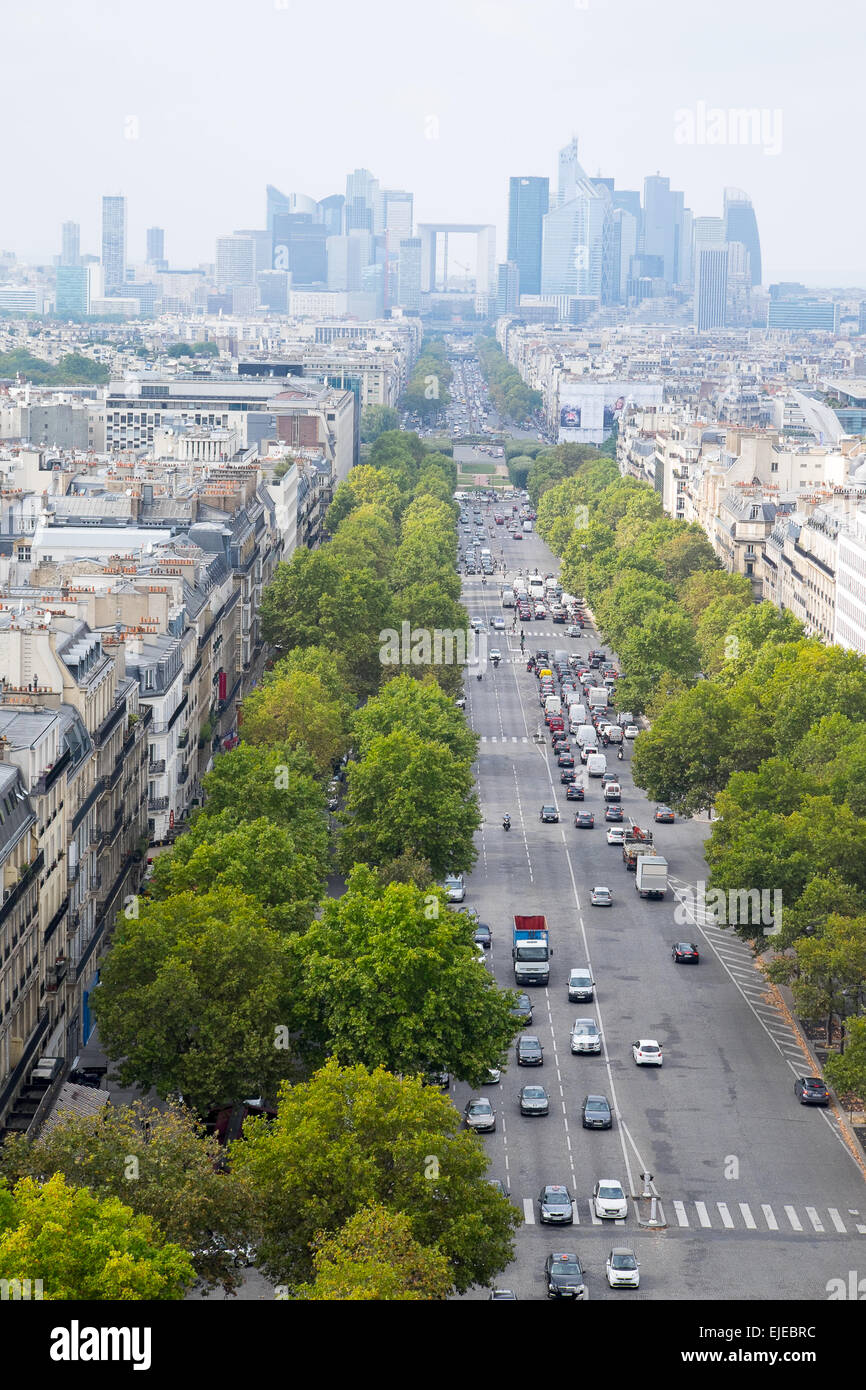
[456,505,866,1301]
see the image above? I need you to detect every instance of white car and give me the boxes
[590,886,613,907]
[607,826,626,845]
[632,1039,663,1066]
[444,874,465,902]
[593,1179,628,1220]
[571,1018,602,1054]
[623,725,640,739]
[492,616,506,631]
[470,617,484,632]
[483,1066,502,1084]
[606,1247,640,1288]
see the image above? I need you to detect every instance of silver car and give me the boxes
[518,1084,550,1116]
[464,1097,496,1133]
[571,1018,602,1054]
[444,874,465,903]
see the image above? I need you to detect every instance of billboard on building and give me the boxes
[557,382,662,445]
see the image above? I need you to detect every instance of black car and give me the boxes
[604,805,624,822]
[545,1252,586,1299]
[540,804,559,823]
[795,1076,831,1106]
[560,769,576,784]
[517,1035,544,1066]
[539,1185,574,1224]
[574,810,595,828]
[655,805,675,823]
[510,991,533,1024]
[535,650,550,665]
[566,783,585,801]
[581,1094,613,1129]
[474,923,492,950]
[671,941,699,964]
[557,751,575,767]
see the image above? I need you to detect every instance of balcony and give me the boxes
[178,766,189,785]
[147,759,166,775]
[148,795,170,813]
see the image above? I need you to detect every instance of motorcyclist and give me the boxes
[617,746,624,760]
[502,813,511,830]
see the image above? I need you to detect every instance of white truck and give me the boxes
[587,686,609,710]
[586,753,607,777]
[574,723,596,747]
[544,695,562,718]
[635,855,668,899]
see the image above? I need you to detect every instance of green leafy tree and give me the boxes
[240,668,352,772]
[290,866,516,1083]
[0,1174,194,1300]
[766,915,866,1043]
[295,1203,453,1300]
[632,682,758,813]
[92,889,299,1113]
[339,729,479,876]
[360,405,400,443]
[825,1017,866,1104]
[352,673,478,764]
[231,1059,520,1291]
[200,742,326,855]
[0,1103,254,1293]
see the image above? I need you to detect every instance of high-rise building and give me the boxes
[609,209,638,304]
[541,144,606,299]
[694,242,728,330]
[397,238,422,311]
[860,301,866,335]
[216,235,256,290]
[101,196,126,292]
[724,188,762,287]
[146,227,165,266]
[61,221,80,267]
[642,175,686,289]
[55,265,90,315]
[346,169,381,233]
[382,190,413,240]
[507,176,549,297]
[318,194,345,237]
[767,299,838,332]
[266,185,317,234]
[497,261,520,315]
[233,229,271,276]
[272,216,328,284]
[257,270,290,313]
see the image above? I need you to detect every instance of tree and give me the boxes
[632,682,755,813]
[825,1017,866,1104]
[200,742,327,856]
[339,730,479,876]
[295,1203,452,1300]
[239,668,352,773]
[352,673,478,764]
[92,888,299,1113]
[360,405,399,444]
[290,866,517,1084]
[148,811,325,933]
[0,1103,254,1293]
[678,568,753,623]
[231,1059,520,1291]
[766,914,866,1044]
[0,1174,194,1300]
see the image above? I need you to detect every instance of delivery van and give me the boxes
[586,753,607,777]
[575,724,596,747]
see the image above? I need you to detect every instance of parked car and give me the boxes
[444,874,465,902]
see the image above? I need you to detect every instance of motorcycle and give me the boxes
[617,747,624,761]
[502,815,511,831]
[476,672,483,682]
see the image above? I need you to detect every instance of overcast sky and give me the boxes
[5,0,864,286]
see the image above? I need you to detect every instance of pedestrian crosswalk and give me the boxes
[519,1194,866,1235]
[480,735,528,743]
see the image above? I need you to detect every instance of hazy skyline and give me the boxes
[5,0,865,286]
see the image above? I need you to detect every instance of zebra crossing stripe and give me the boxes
[828,1208,846,1233]
[523,1198,535,1224]
[739,1203,756,1229]
[673,1200,689,1227]
[572,1201,581,1224]
[695,1201,711,1228]
[590,1204,602,1225]
[717,1202,734,1229]
[805,1207,824,1233]
[785,1206,803,1231]
[762,1205,778,1230]
[512,736,518,742]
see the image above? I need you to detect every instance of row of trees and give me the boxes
[399,339,453,420]
[475,335,541,422]
[533,451,866,1101]
[11,428,519,1297]
[0,347,109,384]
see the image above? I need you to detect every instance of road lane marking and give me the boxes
[762,1204,778,1230]
[523,1199,535,1224]
[828,1208,846,1232]
[784,1205,803,1231]
[739,1203,756,1229]
[717,1202,734,1229]
[672,1200,689,1227]
[695,1201,711,1227]
[805,1206,824,1233]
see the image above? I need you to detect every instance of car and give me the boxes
[795,1076,831,1106]
[470,617,483,632]
[557,751,575,767]
[475,942,488,966]
[671,941,699,963]
[560,769,576,784]
[590,886,613,907]
[593,1179,628,1220]
[581,1094,612,1129]
[483,1066,502,1084]
[512,531,523,540]
[567,623,583,637]
[574,810,595,828]
[519,1084,550,1116]
[552,736,569,753]
[540,804,559,823]
[566,783,585,801]
[632,1039,663,1066]
[423,1069,450,1091]
[489,1288,518,1300]
[545,1251,586,1299]
[606,1247,640,1289]
[568,968,595,1002]
[538,1185,574,1225]
[444,874,465,902]
[624,724,640,739]
[464,1097,496,1132]
[607,825,626,845]
[571,1018,602,1054]
[517,1035,544,1066]
[511,991,533,1024]
[604,805,624,822]
[473,922,492,950]
[655,805,675,823]
[488,648,502,663]
[491,616,506,631]
[534,605,547,620]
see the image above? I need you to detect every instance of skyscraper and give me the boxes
[216,235,256,290]
[507,176,549,297]
[382,190,414,240]
[497,261,520,315]
[101,196,126,291]
[346,169,380,232]
[55,265,90,315]
[642,175,683,289]
[694,239,728,331]
[723,188,762,286]
[397,238,422,311]
[61,221,80,266]
[318,195,345,237]
[542,144,606,299]
[146,227,165,265]
[272,216,328,284]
